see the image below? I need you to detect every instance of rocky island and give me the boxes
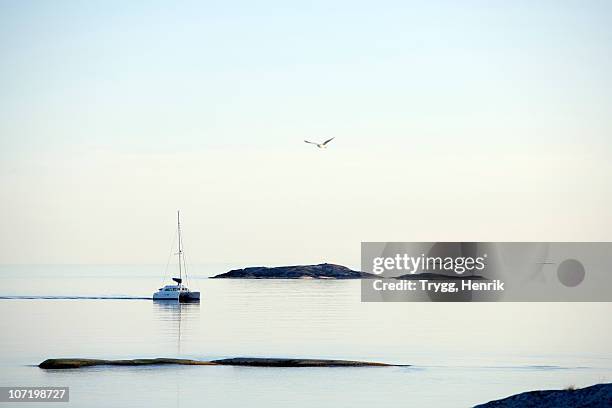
[211,263,377,279]
[39,357,400,369]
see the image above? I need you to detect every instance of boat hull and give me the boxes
[152,291,200,302]
[179,291,200,302]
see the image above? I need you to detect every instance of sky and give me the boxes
[0,0,611,266]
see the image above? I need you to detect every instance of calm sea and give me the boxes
[0,265,610,407]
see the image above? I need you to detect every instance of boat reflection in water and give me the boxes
[152,301,200,355]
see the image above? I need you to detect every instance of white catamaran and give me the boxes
[153,211,200,302]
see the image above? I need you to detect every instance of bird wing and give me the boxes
[304,140,318,145]
[322,137,335,145]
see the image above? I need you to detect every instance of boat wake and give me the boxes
[0,295,152,300]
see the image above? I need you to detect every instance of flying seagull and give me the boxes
[304,137,335,149]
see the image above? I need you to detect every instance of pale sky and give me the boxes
[1,1,611,266]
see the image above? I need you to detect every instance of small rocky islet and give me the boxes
[210,263,487,280]
[210,263,377,279]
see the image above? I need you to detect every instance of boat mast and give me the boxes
[177,210,182,287]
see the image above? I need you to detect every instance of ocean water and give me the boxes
[0,265,611,407]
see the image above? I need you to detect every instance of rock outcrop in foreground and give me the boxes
[39,357,399,369]
[475,383,612,408]
[211,263,377,279]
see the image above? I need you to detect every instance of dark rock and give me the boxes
[474,383,612,408]
[39,357,400,369]
[210,357,394,367]
[39,358,213,369]
[211,263,377,279]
